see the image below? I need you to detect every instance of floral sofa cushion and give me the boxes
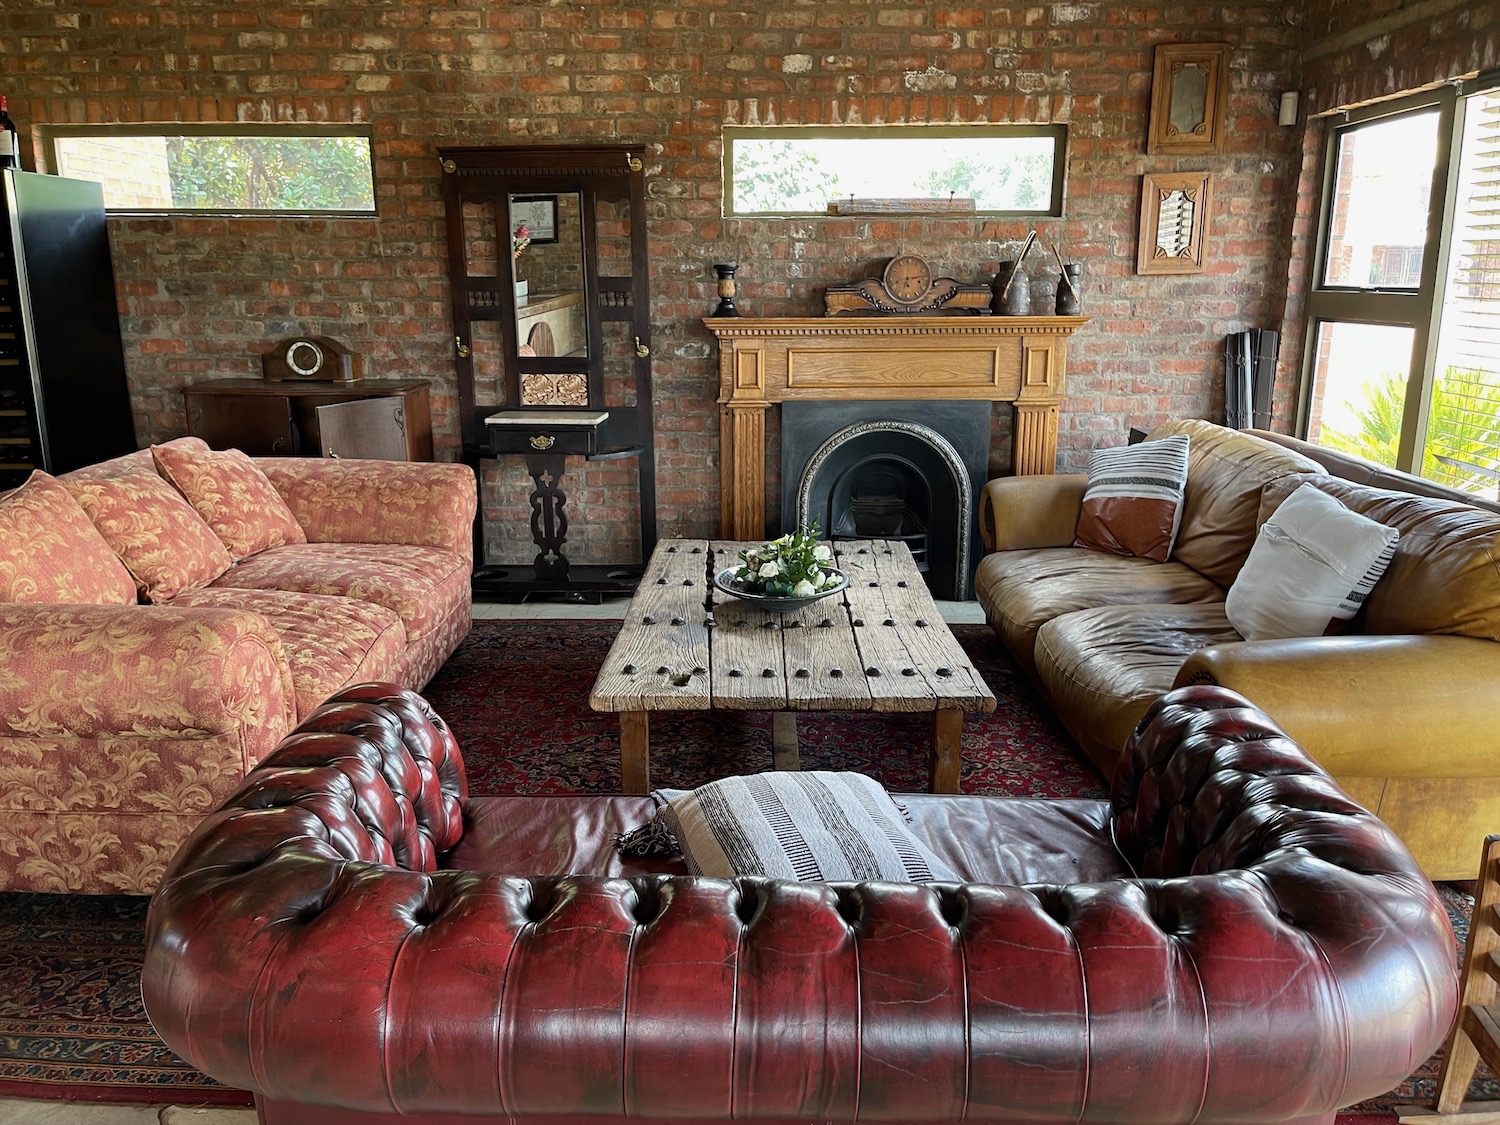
[66,471,234,602]
[0,471,137,605]
[153,443,307,560]
[210,542,471,643]
[168,587,406,721]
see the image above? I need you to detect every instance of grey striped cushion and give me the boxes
[1073,433,1190,562]
[658,771,956,883]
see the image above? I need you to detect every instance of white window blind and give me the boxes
[1428,89,1500,498]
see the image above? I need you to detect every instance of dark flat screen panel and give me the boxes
[9,171,136,472]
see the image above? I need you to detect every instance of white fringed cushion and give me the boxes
[1073,434,1190,562]
[658,771,956,883]
[1226,482,1400,641]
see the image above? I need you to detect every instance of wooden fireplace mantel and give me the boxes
[703,315,1089,539]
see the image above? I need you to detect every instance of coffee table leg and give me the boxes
[620,711,650,794]
[772,712,800,772]
[930,709,963,793]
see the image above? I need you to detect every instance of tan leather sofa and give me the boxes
[975,417,1500,880]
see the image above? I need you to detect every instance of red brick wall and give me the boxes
[1301,0,1499,116]
[2,2,1303,565]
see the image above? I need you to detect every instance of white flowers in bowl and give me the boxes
[732,525,843,598]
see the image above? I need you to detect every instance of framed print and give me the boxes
[1137,171,1213,275]
[1147,43,1231,155]
[509,195,558,244]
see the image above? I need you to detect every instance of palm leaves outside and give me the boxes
[1322,366,1500,497]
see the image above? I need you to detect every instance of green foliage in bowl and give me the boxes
[732,525,843,598]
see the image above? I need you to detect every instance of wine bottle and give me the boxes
[0,97,17,171]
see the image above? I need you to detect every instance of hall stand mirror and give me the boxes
[439,144,657,599]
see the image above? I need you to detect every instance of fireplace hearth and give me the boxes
[781,401,990,600]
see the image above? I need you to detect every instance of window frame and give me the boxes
[1297,84,1467,470]
[35,123,378,218]
[722,123,1069,219]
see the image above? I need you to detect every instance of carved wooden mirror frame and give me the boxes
[1137,170,1213,276]
[1146,43,1231,156]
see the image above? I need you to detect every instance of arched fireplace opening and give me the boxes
[781,401,989,600]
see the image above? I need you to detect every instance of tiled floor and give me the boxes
[0,594,987,1123]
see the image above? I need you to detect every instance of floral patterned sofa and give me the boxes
[0,438,475,894]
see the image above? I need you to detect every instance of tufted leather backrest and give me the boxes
[144,683,1456,1124]
[1113,685,1414,877]
[159,682,467,881]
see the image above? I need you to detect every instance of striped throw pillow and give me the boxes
[1073,433,1191,562]
[658,771,956,883]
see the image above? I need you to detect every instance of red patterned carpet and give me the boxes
[0,618,1482,1113]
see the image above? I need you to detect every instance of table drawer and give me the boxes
[488,425,598,456]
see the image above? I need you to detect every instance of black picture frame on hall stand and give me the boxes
[508,195,558,244]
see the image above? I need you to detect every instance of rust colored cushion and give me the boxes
[0,471,137,605]
[1073,434,1190,562]
[152,443,306,561]
[66,471,234,603]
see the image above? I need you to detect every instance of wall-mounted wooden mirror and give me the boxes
[1137,170,1213,275]
[1147,43,1231,155]
[438,144,657,597]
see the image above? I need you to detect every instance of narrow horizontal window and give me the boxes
[39,125,375,216]
[724,124,1066,218]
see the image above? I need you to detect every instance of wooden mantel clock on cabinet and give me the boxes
[702,315,1088,540]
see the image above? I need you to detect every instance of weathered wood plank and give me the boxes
[869,543,995,713]
[772,712,800,771]
[590,539,712,712]
[834,540,936,712]
[620,711,650,794]
[708,540,789,710]
[930,710,964,793]
[780,598,872,710]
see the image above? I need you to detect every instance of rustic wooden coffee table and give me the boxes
[590,538,996,794]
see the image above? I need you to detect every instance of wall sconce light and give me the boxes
[1278,91,1299,127]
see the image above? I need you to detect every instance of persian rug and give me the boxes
[0,619,1484,1115]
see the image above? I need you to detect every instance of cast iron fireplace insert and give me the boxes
[781,400,990,600]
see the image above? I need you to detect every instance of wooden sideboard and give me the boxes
[702,316,1088,539]
[184,379,434,461]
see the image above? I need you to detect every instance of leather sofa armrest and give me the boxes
[978,473,1088,552]
[1174,634,1500,778]
[0,602,295,765]
[256,458,478,561]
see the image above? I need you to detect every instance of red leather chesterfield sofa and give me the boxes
[143,683,1459,1125]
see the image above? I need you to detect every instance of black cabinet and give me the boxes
[0,170,136,489]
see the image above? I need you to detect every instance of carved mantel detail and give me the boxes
[703,315,1089,539]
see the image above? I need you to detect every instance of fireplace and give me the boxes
[703,315,1086,546]
[781,401,990,600]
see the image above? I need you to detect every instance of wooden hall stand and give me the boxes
[589,538,995,794]
[703,315,1088,539]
